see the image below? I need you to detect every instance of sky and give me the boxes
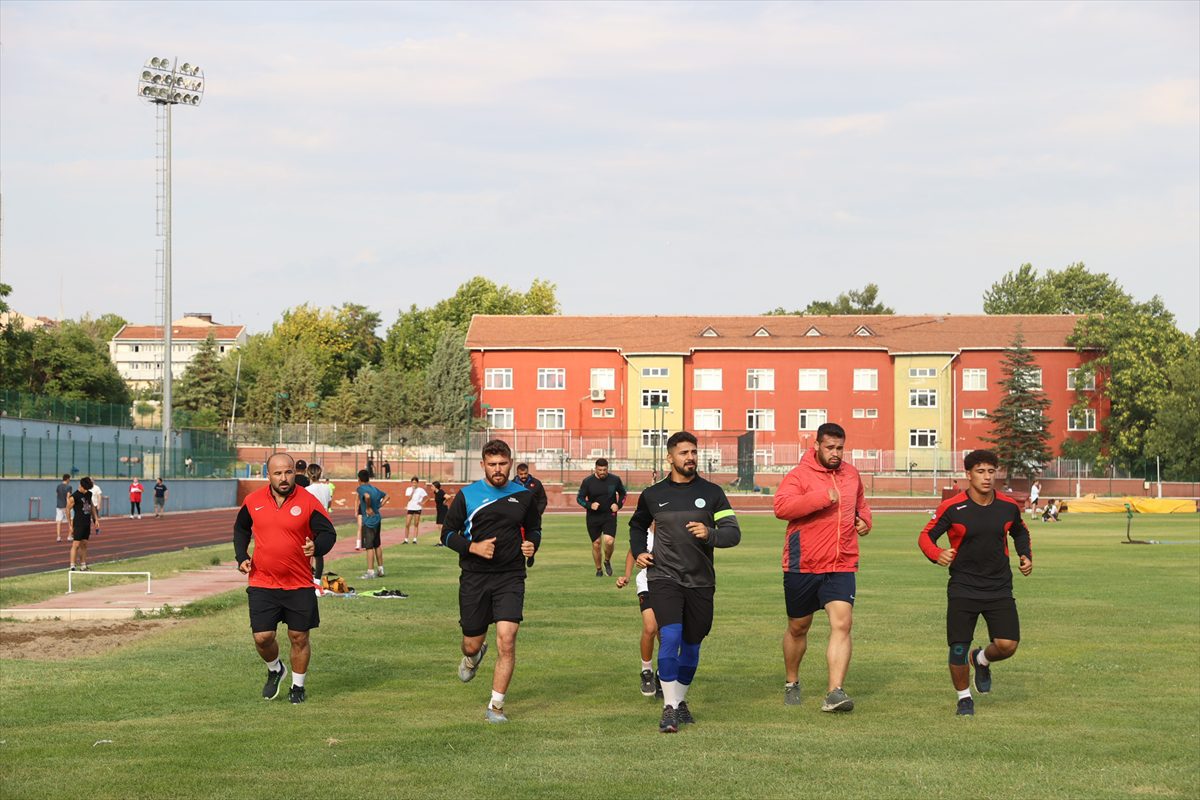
[1,1,1197,335]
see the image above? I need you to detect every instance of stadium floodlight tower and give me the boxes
[137,57,204,477]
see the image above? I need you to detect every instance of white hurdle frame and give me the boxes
[66,571,152,595]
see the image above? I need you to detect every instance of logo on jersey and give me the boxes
[694,498,707,509]
[658,502,669,507]
[956,504,968,510]
[508,497,520,503]
[290,506,303,516]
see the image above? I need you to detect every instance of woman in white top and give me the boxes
[403,477,429,544]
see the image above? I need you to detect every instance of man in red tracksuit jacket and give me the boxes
[773,422,872,713]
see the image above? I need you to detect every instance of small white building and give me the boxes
[110,314,246,390]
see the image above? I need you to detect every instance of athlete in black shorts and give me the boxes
[630,431,740,733]
[577,458,627,577]
[441,439,542,723]
[918,449,1033,716]
[67,476,98,571]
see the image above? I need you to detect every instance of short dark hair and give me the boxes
[411,475,419,482]
[964,449,999,471]
[62,473,71,481]
[667,431,697,450]
[816,422,846,442]
[432,480,441,489]
[295,459,307,471]
[595,458,609,468]
[482,439,512,459]
[357,469,371,482]
[80,476,93,491]
[516,463,529,471]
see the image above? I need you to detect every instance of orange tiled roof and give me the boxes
[465,315,1085,354]
[113,325,246,341]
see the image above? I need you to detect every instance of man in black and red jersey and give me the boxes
[918,449,1033,717]
[234,453,336,704]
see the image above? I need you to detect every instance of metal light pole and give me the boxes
[462,394,475,481]
[138,56,204,478]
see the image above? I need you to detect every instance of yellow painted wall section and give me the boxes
[625,356,685,451]
[893,354,955,470]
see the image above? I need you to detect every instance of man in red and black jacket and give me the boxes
[918,448,1033,717]
[234,453,336,705]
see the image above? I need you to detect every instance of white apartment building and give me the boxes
[110,314,246,389]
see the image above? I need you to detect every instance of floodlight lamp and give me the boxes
[142,86,152,97]
[159,56,170,67]
[190,96,199,105]
[142,70,152,80]
[150,57,161,68]
[181,62,192,73]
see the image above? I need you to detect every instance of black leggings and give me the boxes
[131,501,141,514]
[312,554,324,580]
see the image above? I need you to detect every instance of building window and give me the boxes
[852,408,878,419]
[642,429,669,447]
[590,368,615,391]
[908,367,936,378]
[962,369,987,391]
[962,408,989,419]
[486,408,514,429]
[798,369,828,391]
[484,368,513,390]
[536,408,565,430]
[798,408,828,430]
[1068,408,1097,431]
[133,344,141,352]
[694,369,723,391]
[909,429,938,448]
[537,368,566,390]
[1067,368,1096,391]
[604,408,615,418]
[1028,368,1042,389]
[746,369,775,391]
[853,369,878,391]
[641,367,670,378]
[694,409,722,431]
[642,389,670,408]
[909,388,938,408]
[591,407,617,419]
[747,409,775,431]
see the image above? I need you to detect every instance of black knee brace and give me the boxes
[949,642,970,665]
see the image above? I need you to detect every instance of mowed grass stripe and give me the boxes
[1,512,1197,799]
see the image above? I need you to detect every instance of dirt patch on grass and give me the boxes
[0,618,187,660]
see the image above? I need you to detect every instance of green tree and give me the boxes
[175,334,233,421]
[75,313,129,343]
[983,330,1054,481]
[425,329,474,432]
[983,262,1130,315]
[0,283,37,392]
[1144,333,1200,480]
[766,283,894,315]
[26,321,131,406]
[333,303,383,379]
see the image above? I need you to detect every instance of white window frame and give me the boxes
[694,408,723,431]
[909,428,938,448]
[537,368,566,390]
[962,369,987,391]
[798,369,828,391]
[1068,408,1097,431]
[909,388,939,408]
[486,407,514,429]
[536,408,565,430]
[591,407,605,418]
[1028,368,1043,389]
[694,368,723,391]
[747,409,775,431]
[798,408,828,431]
[642,389,670,408]
[589,368,615,391]
[852,408,879,419]
[641,366,670,378]
[908,367,936,378]
[641,429,669,447]
[853,369,878,391]
[746,369,775,391]
[484,368,513,390]
[1067,368,1096,391]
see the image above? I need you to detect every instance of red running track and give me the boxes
[0,507,364,579]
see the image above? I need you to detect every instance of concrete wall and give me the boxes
[2,478,238,523]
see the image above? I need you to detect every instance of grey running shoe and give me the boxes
[957,696,975,716]
[659,705,678,733]
[640,669,655,697]
[821,687,854,713]
[784,681,802,706]
[604,560,613,576]
[970,648,992,694]
[675,700,695,724]
[458,642,488,683]
[262,664,287,700]
[485,705,508,724]
[289,685,306,704]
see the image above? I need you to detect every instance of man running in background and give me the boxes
[774,422,872,713]
[514,463,548,517]
[441,439,541,723]
[55,474,72,542]
[577,458,627,577]
[234,453,336,704]
[129,477,144,519]
[630,431,741,733]
[918,449,1033,717]
[403,476,428,544]
[356,469,388,580]
[67,476,98,571]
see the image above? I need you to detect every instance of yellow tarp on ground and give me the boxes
[1065,496,1198,514]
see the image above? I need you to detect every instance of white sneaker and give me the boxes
[485,704,508,723]
[377,565,385,577]
[458,642,488,683]
[359,571,376,580]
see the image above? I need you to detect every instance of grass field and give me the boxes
[1,511,1198,799]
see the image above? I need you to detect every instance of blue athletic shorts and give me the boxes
[783,572,856,619]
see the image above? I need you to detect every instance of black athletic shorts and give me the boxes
[647,579,714,645]
[361,523,381,549]
[435,506,447,525]
[407,509,422,516]
[248,586,319,633]
[637,590,650,610]
[585,513,617,540]
[946,595,1020,646]
[71,523,92,541]
[784,571,856,619]
[459,570,525,637]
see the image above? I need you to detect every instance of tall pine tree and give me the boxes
[984,330,1053,481]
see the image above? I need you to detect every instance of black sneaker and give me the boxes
[595,569,603,577]
[604,560,613,576]
[970,648,992,694]
[659,705,678,733]
[655,671,663,699]
[956,696,974,716]
[675,700,695,724]
[289,684,306,704]
[640,669,655,697]
[262,664,287,700]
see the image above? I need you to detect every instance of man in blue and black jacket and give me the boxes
[441,439,542,724]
